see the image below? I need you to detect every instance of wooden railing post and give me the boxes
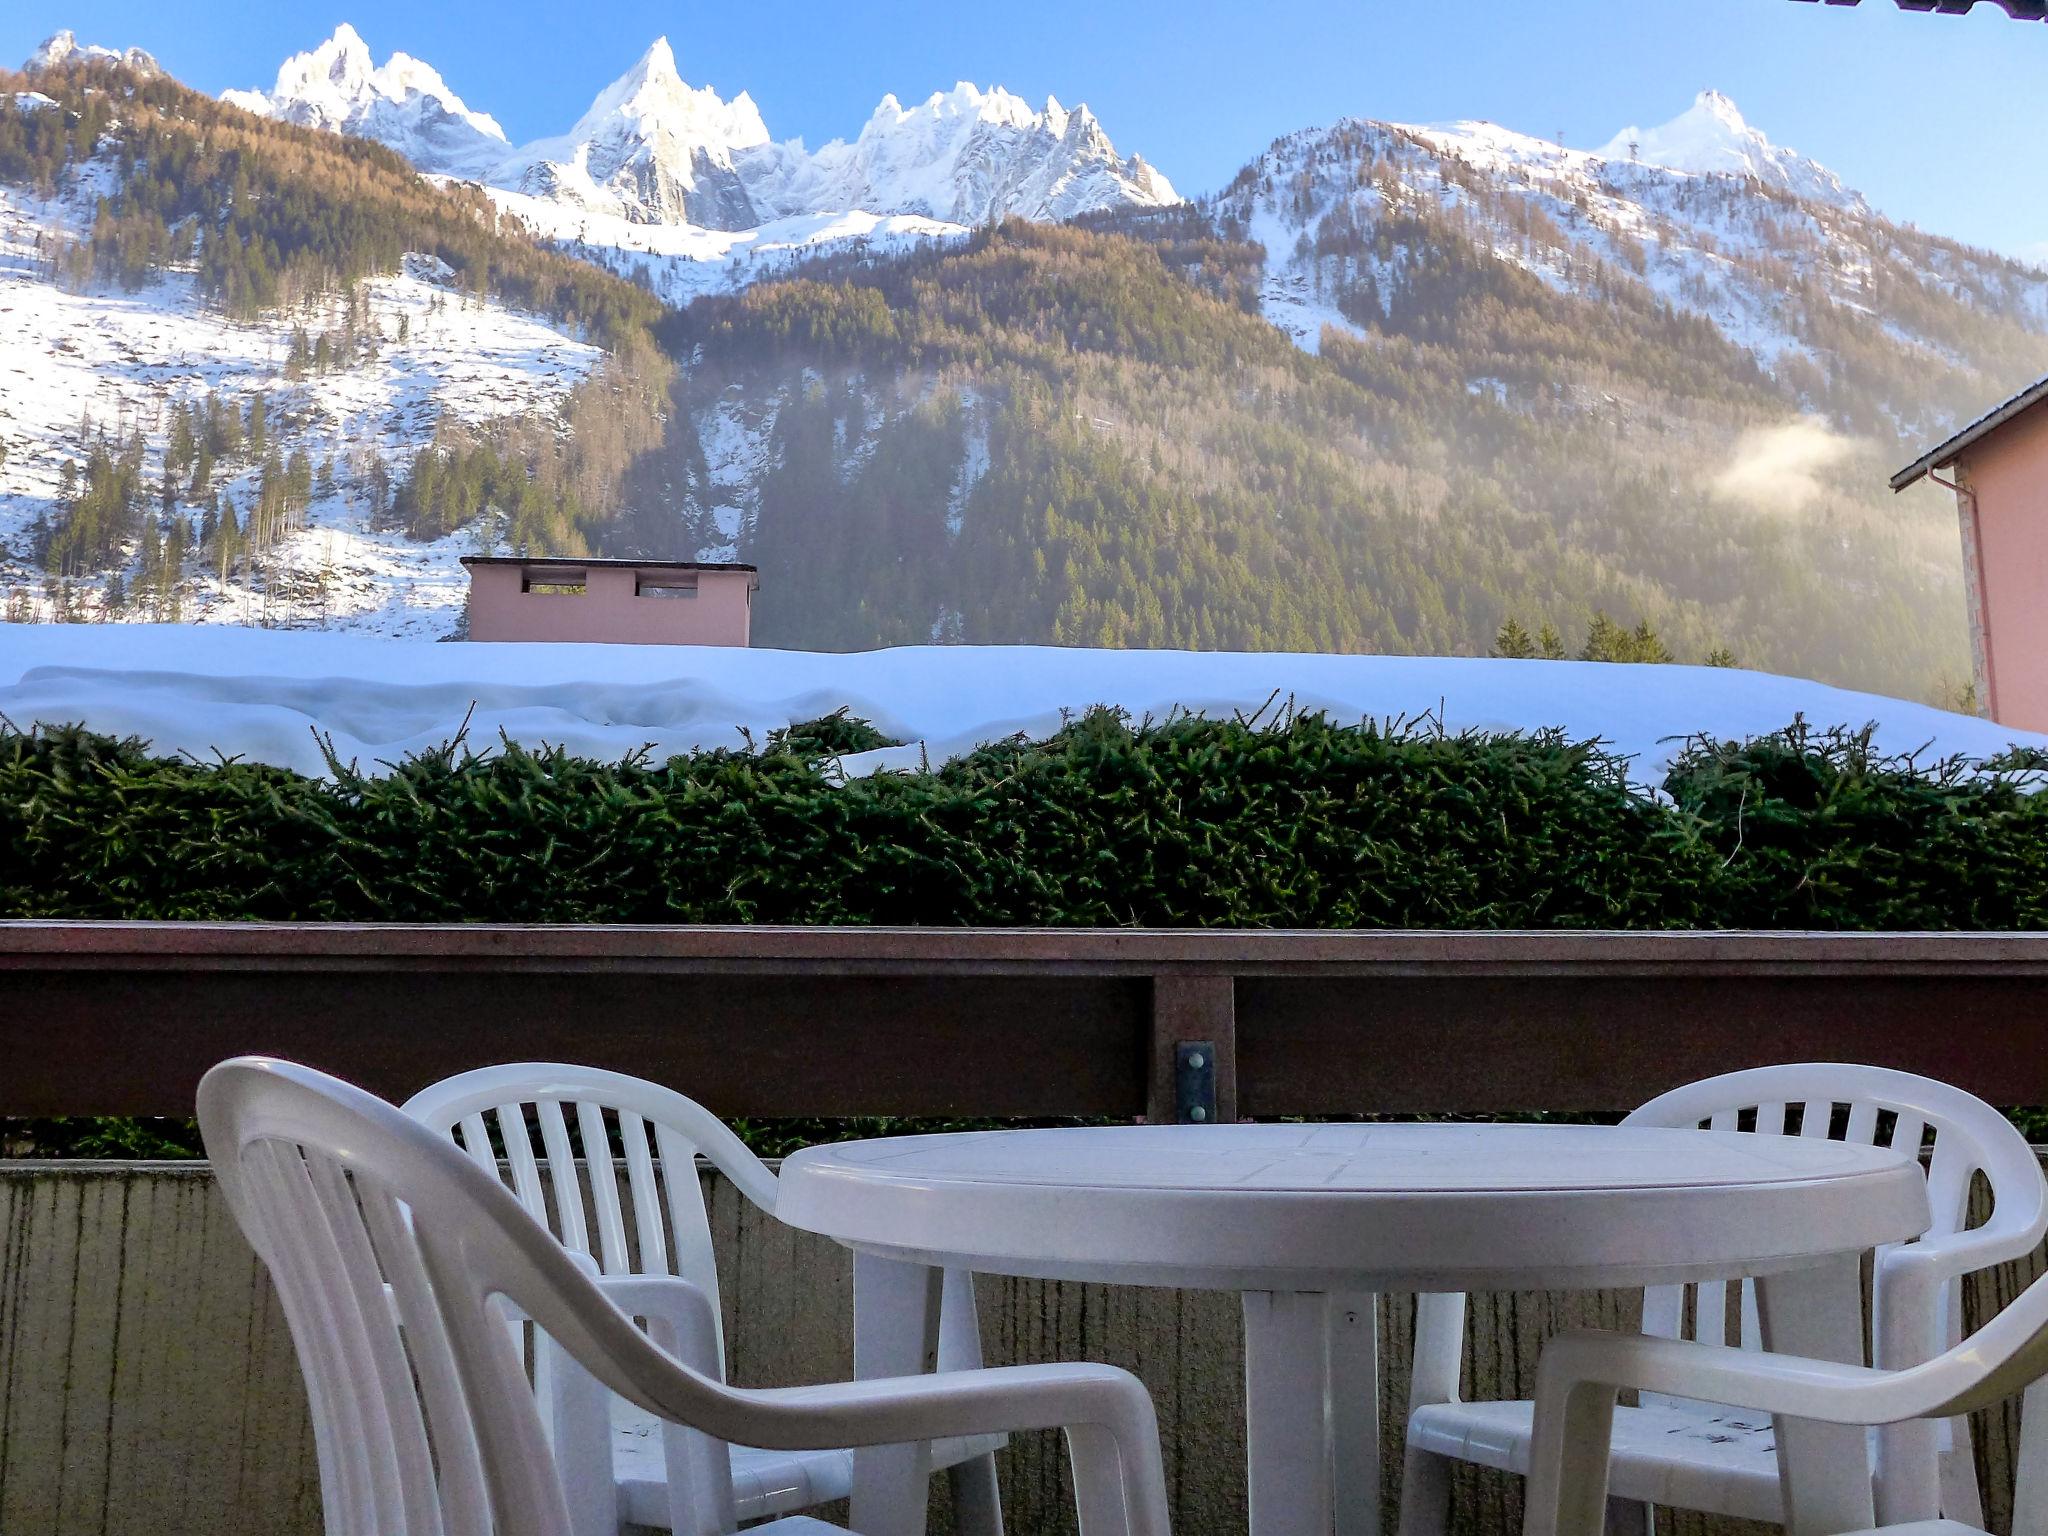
[1148,975,1238,1123]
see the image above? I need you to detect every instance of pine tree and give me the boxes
[1703,646,1737,669]
[1628,619,1671,665]
[1536,622,1568,661]
[1492,616,1537,659]
[1580,611,1633,663]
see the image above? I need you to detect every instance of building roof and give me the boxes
[1891,374,2048,491]
[458,556,758,573]
[1793,0,2047,18]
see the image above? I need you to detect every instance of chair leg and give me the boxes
[1394,1444,1452,1536]
[950,1453,1005,1536]
[1938,1417,1983,1529]
[1603,1497,1653,1536]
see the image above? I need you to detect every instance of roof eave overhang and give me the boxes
[1891,375,2048,493]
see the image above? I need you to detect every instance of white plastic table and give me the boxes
[777,1122,1929,1536]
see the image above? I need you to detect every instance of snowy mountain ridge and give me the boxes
[1220,100,2047,439]
[24,29,158,78]
[214,25,1177,282]
[740,81,1176,227]
[218,22,507,180]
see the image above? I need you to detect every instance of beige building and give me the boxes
[460,556,758,646]
[1894,374,2048,732]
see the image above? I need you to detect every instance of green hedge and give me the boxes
[4,711,2046,928]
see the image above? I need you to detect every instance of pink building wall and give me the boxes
[464,561,755,646]
[1958,405,2048,733]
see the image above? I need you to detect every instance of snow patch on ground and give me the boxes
[948,412,990,536]
[1245,202,1370,356]
[688,387,781,557]
[0,626,2034,784]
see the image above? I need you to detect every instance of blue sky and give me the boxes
[6,0,2042,261]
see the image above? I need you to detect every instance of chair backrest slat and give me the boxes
[653,1122,726,1372]
[535,1101,590,1259]
[457,1114,496,1175]
[497,1102,548,1216]
[617,1110,671,1278]
[575,1102,633,1275]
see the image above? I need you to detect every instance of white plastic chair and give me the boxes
[1523,1274,2048,1536]
[1400,1064,2048,1536]
[401,1063,1005,1535]
[198,1055,1172,1536]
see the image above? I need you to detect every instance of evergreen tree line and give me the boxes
[1491,613,1735,667]
[32,392,325,606]
[390,335,672,553]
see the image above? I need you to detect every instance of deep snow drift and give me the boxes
[0,626,2034,783]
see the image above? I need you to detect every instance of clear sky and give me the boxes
[5,0,2041,262]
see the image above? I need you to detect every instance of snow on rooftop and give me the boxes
[0,626,2034,784]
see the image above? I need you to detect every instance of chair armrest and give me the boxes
[1521,1332,1896,1536]
[704,1359,1157,1451]
[560,1269,1164,1533]
[1881,1217,2043,1295]
[594,1274,722,1379]
[725,1362,1169,1536]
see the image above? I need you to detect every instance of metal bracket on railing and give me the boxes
[1176,1041,1218,1123]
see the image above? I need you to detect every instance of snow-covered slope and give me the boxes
[1598,91,1861,211]
[0,176,601,635]
[481,187,967,308]
[221,26,1177,292]
[219,22,506,179]
[4,626,2035,782]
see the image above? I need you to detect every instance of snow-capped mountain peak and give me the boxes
[503,37,770,228]
[1598,89,1860,208]
[221,24,506,178]
[563,36,768,152]
[23,29,160,77]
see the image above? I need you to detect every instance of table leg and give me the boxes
[1756,1254,1876,1536]
[851,1253,943,1536]
[1244,1290,1335,1536]
[1330,1293,1380,1536]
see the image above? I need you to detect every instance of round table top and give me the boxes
[776,1123,1930,1291]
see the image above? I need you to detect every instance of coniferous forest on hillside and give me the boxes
[5,57,2048,702]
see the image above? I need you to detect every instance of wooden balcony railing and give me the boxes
[6,923,2048,1118]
